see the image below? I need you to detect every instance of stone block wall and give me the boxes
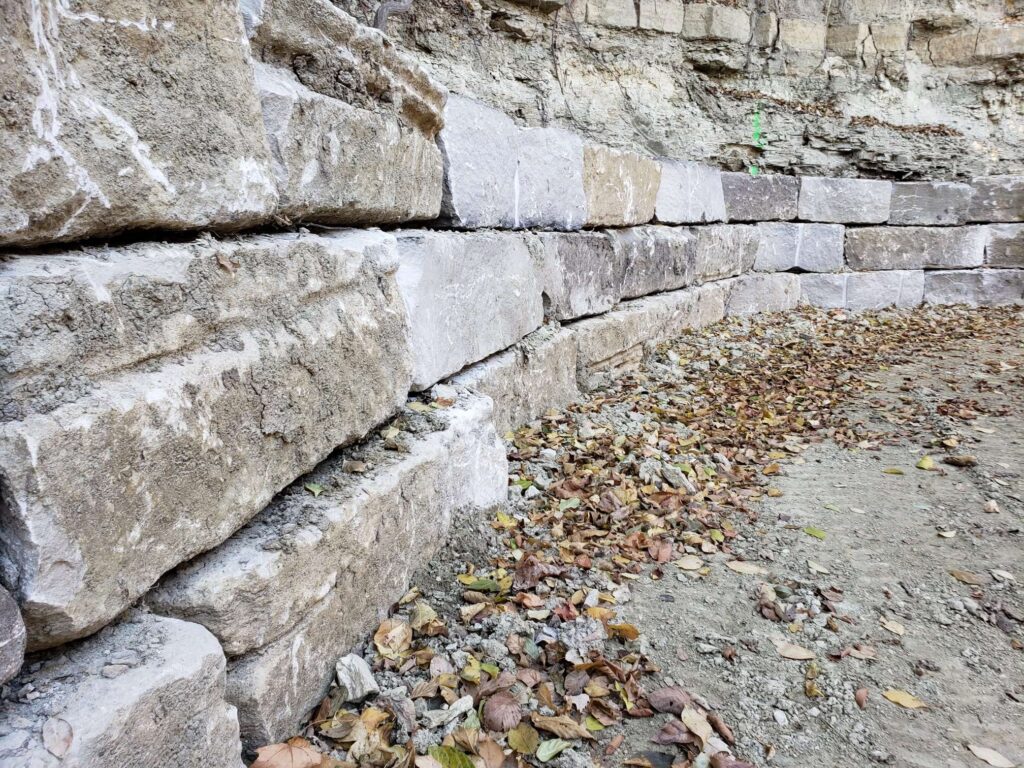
[0,3,1021,766]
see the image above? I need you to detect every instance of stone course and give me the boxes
[845,227,986,271]
[800,271,925,311]
[889,182,973,226]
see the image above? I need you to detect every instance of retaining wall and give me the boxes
[0,2,1021,766]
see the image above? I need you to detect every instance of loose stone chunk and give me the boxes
[798,177,892,224]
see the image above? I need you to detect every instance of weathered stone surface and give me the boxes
[639,0,684,33]
[967,176,1024,223]
[531,232,617,321]
[438,96,519,228]
[655,162,727,224]
[799,271,925,311]
[583,146,660,227]
[799,177,892,223]
[608,226,698,299]
[776,18,827,71]
[0,586,25,685]
[798,273,846,309]
[451,325,579,434]
[889,182,974,225]
[681,4,751,42]
[845,227,986,271]
[0,613,242,767]
[220,392,506,746]
[0,1,277,248]
[0,230,412,649]
[722,173,800,222]
[395,231,544,390]
[754,223,844,273]
[925,269,1024,307]
[725,273,800,316]
[517,126,587,230]
[986,224,1024,268]
[976,25,1024,60]
[694,225,759,283]
[587,0,637,28]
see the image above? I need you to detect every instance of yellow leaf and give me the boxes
[950,569,984,586]
[772,638,815,660]
[882,689,927,709]
[916,456,936,471]
[882,468,905,475]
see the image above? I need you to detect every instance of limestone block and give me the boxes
[722,173,800,222]
[870,23,910,52]
[845,227,986,271]
[655,162,727,224]
[845,270,925,310]
[531,231,618,321]
[777,18,827,70]
[798,177,892,223]
[976,25,1024,60]
[219,392,506,746]
[827,24,871,57]
[395,231,544,389]
[0,1,277,248]
[928,29,980,66]
[725,273,800,316]
[607,225,698,299]
[682,4,751,42]
[967,176,1024,223]
[1,586,25,685]
[694,225,759,283]
[986,224,1024,268]
[925,270,1024,307]
[639,0,685,33]
[754,223,844,273]
[799,273,846,309]
[583,146,661,227]
[587,0,637,28]
[889,181,973,225]
[0,613,242,767]
[752,11,779,47]
[438,96,519,228]
[451,325,580,433]
[517,127,587,230]
[0,230,412,649]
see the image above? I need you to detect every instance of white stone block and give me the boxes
[799,177,892,223]
[754,223,844,272]
[655,161,727,224]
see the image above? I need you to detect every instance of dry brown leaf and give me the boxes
[374,619,412,661]
[251,739,322,768]
[675,555,703,571]
[950,569,984,586]
[530,713,595,741]
[855,688,868,709]
[880,618,906,636]
[482,691,522,732]
[647,686,694,715]
[680,706,714,748]
[772,638,815,661]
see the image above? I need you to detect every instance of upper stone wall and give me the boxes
[333,0,1024,180]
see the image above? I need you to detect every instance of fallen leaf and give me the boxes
[807,560,830,575]
[882,468,905,475]
[916,456,937,471]
[772,638,815,660]
[967,744,1015,768]
[304,483,324,497]
[482,691,522,732]
[950,569,984,586]
[680,706,714,748]
[726,560,768,575]
[536,739,572,763]
[880,617,906,636]
[42,717,73,758]
[373,619,412,661]
[427,746,474,768]
[802,526,826,540]
[252,739,321,768]
[508,723,540,755]
[647,686,694,715]
[938,530,957,538]
[855,688,868,709]
[674,555,703,571]
[943,455,978,468]
[882,689,927,709]
[531,713,594,740]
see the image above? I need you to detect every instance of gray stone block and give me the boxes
[681,4,751,42]
[846,270,925,310]
[798,177,892,223]
[722,173,800,221]
[639,0,685,33]
[799,273,847,309]
[925,269,1024,307]
[754,223,844,272]
[968,176,1024,223]
[395,231,544,390]
[0,230,412,649]
[583,146,660,227]
[845,226,986,270]
[531,231,618,321]
[608,226,698,299]
[725,273,801,316]
[0,613,242,767]
[655,161,727,224]
[694,225,759,283]
[889,181,973,225]
[0,586,25,685]
[221,391,506,747]
[451,325,580,433]
[517,126,587,230]
[0,1,277,248]
[986,224,1024,268]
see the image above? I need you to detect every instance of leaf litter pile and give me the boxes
[254,306,1023,768]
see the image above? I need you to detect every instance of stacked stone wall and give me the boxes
[0,2,1020,765]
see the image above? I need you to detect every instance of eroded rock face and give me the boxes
[0,1,277,248]
[0,586,25,685]
[0,230,412,649]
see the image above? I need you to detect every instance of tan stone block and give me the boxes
[583,146,661,227]
[976,24,1024,59]
[587,0,637,28]
[639,0,685,33]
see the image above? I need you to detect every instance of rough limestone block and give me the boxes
[694,225,759,283]
[967,176,1024,223]
[986,224,1024,268]
[1,586,25,685]
[799,177,892,223]
[587,0,637,28]
[639,0,685,33]
[722,173,800,222]
[889,181,974,225]
[845,227,986,271]
[607,226,698,299]
[0,1,277,248]
[438,96,519,229]
[799,273,847,309]
[517,127,587,230]
[655,162,727,224]
[583,146,661,227]
[218,392,506,746]
[925,270,1024,307]
[0,231,412,649]
[531,231,618,321]
[871,23,910,52]
[451,326,580,433]
[0,613,242,767]
[827,24,871,58]
[777,18,827,71]
[754,223,844,273]
[395,231,544,389]
[681,4,751,42]
[976,25,1024,60]
[927,29,980,67]
[846,270,925,310]
[725,273,800,316]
